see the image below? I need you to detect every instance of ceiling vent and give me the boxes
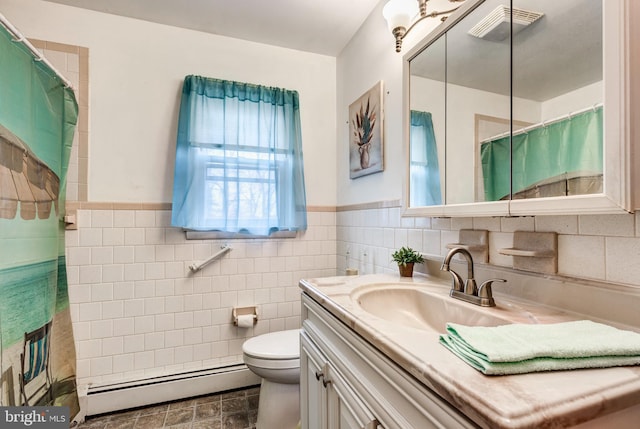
[468,5,544,42]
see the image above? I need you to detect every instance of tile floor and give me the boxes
[77,386,260,429]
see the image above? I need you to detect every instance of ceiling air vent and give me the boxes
[468,5,544,42]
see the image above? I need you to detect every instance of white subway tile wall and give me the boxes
[66,209,336,386]
[336,206,640,288]
[64,205,640,389]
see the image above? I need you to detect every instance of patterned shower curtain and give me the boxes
[0,21,79,417]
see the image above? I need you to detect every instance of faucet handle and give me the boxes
[478,278,506,299]
[446,270,465,292]
[464,278,478,296]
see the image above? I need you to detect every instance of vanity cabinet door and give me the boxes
[301,332,381,429]
[301,334,328,429]
[326,364,380,429]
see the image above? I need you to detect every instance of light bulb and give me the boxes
[382,0,418,32]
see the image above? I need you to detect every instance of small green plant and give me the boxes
[391,246,424,267]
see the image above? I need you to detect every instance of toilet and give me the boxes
[242,329,301,429]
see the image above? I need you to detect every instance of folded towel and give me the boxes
[439,320,640,375]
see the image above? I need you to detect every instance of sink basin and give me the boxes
[350,283,514,332]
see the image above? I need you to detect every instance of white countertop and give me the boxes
[299,273,640,429]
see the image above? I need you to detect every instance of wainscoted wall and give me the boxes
[336,201,640,289]
[65,199,640,388]
[65,204,336,387]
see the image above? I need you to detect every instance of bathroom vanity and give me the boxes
[299,274,640,429]
[300,289,475,429]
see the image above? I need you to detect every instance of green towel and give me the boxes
[439,320,640,375]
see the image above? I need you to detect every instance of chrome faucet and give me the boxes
[440,247,505,307]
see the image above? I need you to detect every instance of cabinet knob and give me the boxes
[315,370,332,387]
[365,418,382,429]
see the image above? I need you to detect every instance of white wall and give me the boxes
[336,0,458,206]
[336,2,402,206]
[0,0,337,206]
[541,81,603,120]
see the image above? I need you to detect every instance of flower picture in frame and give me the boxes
[349,81,384,179]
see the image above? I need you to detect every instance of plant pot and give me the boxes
[398,262,414,277]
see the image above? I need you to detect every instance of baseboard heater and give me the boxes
[84,364,260,416]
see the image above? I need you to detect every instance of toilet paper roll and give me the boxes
[236,314,254,328]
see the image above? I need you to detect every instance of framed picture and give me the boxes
[349,81,384,179]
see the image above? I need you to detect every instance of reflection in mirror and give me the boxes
[410,110,442,206]
[408,0,604,208]
[493,0,603,200]
[445,0,510,204]
[409,0,511,207]
[475,115,531,201]
[409,35,445,207]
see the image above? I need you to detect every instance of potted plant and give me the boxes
[391,246,424,277]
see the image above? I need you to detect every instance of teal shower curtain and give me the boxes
[481,107,603,201]
[0,22,79,415]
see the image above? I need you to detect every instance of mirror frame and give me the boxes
[402,0,633,218]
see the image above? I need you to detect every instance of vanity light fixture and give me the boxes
[382,0,465,52]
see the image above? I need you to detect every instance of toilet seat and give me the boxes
[242,329,300,369]
[243,329,300,359]
[243,354,299,370]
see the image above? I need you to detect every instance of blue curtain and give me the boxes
[171,76,307,235]
[410,110,442,206]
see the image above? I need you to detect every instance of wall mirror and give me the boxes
[404,0,632,217]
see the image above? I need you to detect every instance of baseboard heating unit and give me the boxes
[84,364,260,416]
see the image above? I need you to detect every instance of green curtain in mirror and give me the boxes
[481,107,603,201]
[410,110,442,206]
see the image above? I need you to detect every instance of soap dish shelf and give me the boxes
[446,243,486,252]
[445,229,489,263]
[498,248,555,258]
[498,231,557,274]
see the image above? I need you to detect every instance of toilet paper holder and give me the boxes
[232,306,258,326]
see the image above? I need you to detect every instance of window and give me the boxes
[203,149,278,229]
[171,76,307,236]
